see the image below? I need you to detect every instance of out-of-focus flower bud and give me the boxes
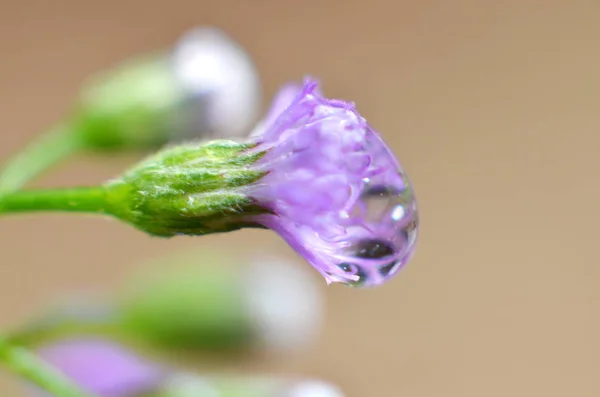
[75,26,261,150]
[119,253,323,352]
[10,253,323,353]
[0,26,261,194]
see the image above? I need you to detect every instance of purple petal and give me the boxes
[247,79,419,287]
[250,82,304,138]
[35,339,165,397]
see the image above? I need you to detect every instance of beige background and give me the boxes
[1,1,600,396]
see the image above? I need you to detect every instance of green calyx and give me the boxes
[108,140,270,237]
[0,140,270,238]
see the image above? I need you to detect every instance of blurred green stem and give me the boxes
[8,317,122,349]
[0,334,96,397]
[0,186,111,215]
[0,125,101,397]
[0,123,82,194]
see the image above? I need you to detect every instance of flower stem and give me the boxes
[0,186,111,215]
[7,315,122,349]
[0,123,82,194]
[0,334,96,397]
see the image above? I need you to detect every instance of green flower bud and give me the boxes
[119,252,323,352]
[72,55,183,150]
[106,140,269,237]
[0,27,261,194]
[74,27,261,150]
[10,252,323,354]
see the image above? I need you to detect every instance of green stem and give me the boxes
[0,186,111,215]
[0,123,83,194]
[8,315,122,349]
[0,334,96,397]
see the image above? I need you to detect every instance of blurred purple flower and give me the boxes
[35,338,165,397]
[31,338,347,397]
[246,79,419,287]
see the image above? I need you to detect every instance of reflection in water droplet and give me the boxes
[405,219,418,247]
[338,263,352,272]
[347,201,366,220]
[353,238,395,259]
[361,184,399,222]
[359,176,412,225]
[390,205,405,221]
[379,260,401,277]
[333,172,418,287]
[337,262,367,287]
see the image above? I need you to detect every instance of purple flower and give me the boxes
[244,79,419,287]
[110,78,417,287]
[34,339,165,397]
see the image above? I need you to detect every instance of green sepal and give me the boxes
[106,140,270,237]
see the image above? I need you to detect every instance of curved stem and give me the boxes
[8,316,121,349]
[0,186,111,215]
[0,123,83,194]
[0,334,96,397]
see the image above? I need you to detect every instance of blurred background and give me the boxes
[1,1,599,396]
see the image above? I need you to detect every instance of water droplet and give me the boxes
[353,238,395,259]
[338,263,354,272]
[347,201,366,220]
[379,260,401,277]
[404,218,418,247]
[337,262,367,287]
[360,181,402,222]
[335,172,418,287]
[345,153,371,173]
[390,205,405,221]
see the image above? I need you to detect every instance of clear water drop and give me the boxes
[378,259,401,277]
[353,238,395,259]
[334,172,418,287]
[335,262,367,287]
[361,180,404,223]
[390,205,405,221]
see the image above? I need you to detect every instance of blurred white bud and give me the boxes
[163,373,345,397]
[77,26,262,150]
[242,257,324,351]
[286,381,345,397]
[171,27,262,140]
